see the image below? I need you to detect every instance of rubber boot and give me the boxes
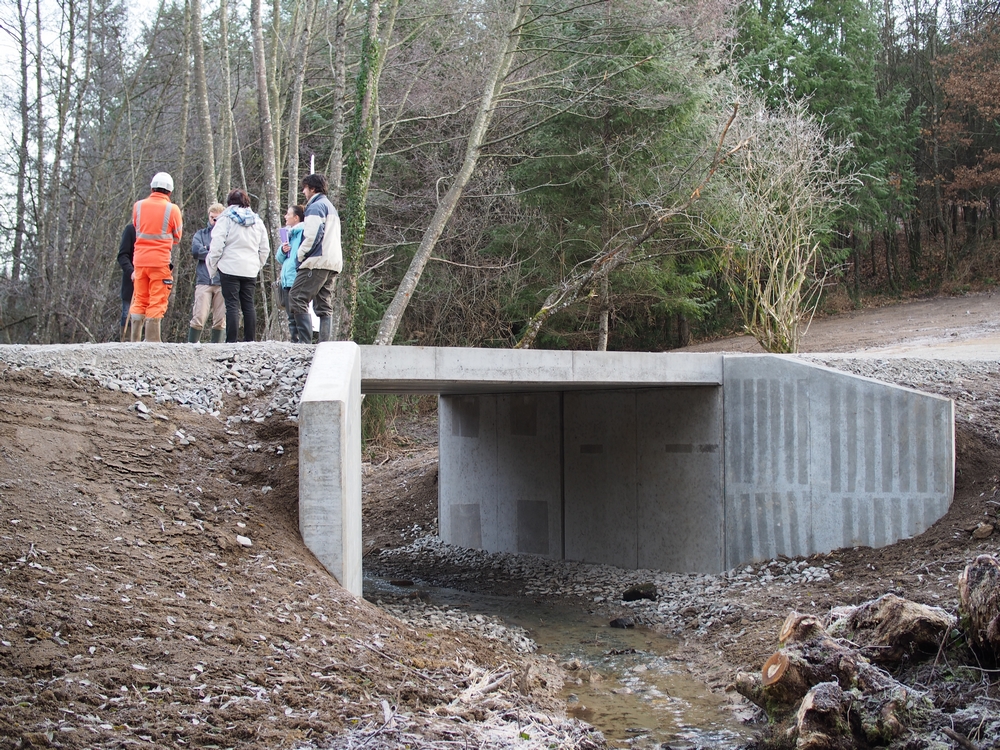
[144,317,162,343]
[293,314,314,344]
[129,314,145,342]
[210,328,226,343]
[318,316,335,343]
[287,318,299,343]
[187,327,202,343]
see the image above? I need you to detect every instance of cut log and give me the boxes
[734,612,901,717]
[825,593,956,666]
[958,554,1000,660]
[779,611,825,644]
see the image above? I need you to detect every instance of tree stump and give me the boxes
[794,681,853,750]
[826,593,956,666]
[736,614,896,717]
[958,554,1000,660]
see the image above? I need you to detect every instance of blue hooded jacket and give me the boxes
[275,225,304,289]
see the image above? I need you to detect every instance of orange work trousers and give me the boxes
[129,265,173,319]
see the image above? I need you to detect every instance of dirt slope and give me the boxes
[0,367,576,749]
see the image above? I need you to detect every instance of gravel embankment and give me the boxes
[0,343,314,423]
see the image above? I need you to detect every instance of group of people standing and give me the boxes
[118,171,342,344]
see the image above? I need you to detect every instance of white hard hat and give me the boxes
[150,172,174,192]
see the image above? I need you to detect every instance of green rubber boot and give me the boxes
[210,328,226,343]
[187,327,202,343]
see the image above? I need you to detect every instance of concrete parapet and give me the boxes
[298,342,362,596]
[360,345,722,393]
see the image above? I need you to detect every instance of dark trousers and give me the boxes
[219,272,257,343]
[289,268,338,317]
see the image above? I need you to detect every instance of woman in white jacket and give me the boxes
[206,189,270,342]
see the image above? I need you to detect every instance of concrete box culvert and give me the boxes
[300,344,953,596]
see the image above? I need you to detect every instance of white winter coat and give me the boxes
[206,207,270,279]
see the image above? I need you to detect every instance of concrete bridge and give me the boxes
[299,343,954,596]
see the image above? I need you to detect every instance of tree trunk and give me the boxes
[286,0,317,207]
[373,0,528,346]
[65,0,95,323]
[958,555,1000,660]
[597,273,609,351]
[174,0,193,209]
[35,0,48,313]
[339,0,383,340]
[191,0,217,203]
[325,0,351,199]
[734,610,927,746]
[825,593,956,666]
[268,0,281,200]
[12,0,30,283]
[49,0,78,323]
[251,0,281,337]
[906,216,921,272]
[218,0,234,195]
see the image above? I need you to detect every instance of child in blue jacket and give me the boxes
[275,205,305,341]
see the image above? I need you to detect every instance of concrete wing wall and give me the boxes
[723,356,954,570]
[298,342,362,596]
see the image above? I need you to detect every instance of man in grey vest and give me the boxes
[289,173,342,343]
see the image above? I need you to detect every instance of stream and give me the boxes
[366,576,749,748]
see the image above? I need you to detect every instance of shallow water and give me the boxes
[367,577,748,749]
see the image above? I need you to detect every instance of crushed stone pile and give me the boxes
[0,343,314,423]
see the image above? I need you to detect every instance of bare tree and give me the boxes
[718,98,853,353]
[218,0,234,193]
[191,0,217,203]
[372,0,528,346]
[285,0,318,206]
[174,0,192,208]
[324,0,351,198]
[251,0,280,336]
[11,0,31,283]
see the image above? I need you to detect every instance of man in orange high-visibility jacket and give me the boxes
[129,172,183,343]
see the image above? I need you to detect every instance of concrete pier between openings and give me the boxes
[299,343,954,597]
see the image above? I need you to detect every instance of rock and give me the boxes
[610,616,635,629]
[622,582,657,602]
[972,523,994,540]
[236,535,252,547]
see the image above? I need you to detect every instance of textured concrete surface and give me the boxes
[298,342,362,596]
[723,356,954,566]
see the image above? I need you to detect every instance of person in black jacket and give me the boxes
[117,223,136,341]
[187,203,226,343]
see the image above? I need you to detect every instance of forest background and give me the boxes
[1,0,999,353]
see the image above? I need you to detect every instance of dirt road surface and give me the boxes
[1,292,999,749]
